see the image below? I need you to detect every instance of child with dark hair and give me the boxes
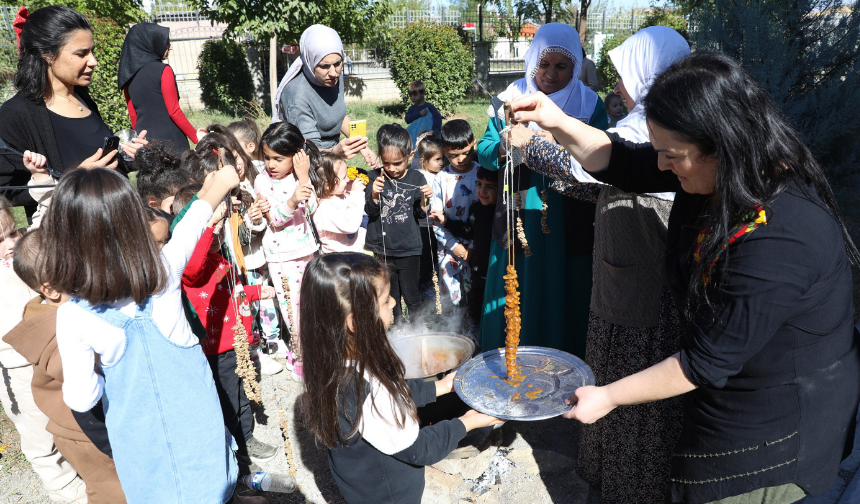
[604,92,626,127]
[135,140,191,213]
[299,253,502,503]
[364,124,432,325]
[430,167,497,334]
[309,152,366,253]
[144,206,171,249]
[431,119,481,310]
[414,134,445,298]
[228,118,263,164]
[255,121,322,381]
[4,229,127,503]
[42,166,266,504]
[404,80,442,143]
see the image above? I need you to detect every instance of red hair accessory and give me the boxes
[13,6,28,55]
[212,148,220,155]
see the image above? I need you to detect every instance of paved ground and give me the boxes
[1,364,590,504]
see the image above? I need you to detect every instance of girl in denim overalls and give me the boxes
[45,167,267,504]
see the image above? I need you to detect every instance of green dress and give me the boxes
[477,99,608,358]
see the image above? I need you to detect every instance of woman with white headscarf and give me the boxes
[273,25,370,161]
[508,27,692,503]
[476,23,608,358]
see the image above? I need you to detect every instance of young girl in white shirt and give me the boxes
[309,152,366,253]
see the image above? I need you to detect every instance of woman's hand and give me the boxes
[562,385,616,424]
[288,182,314,210]
[196,127,210,140]
[121,130,149,161]
[334,136,368,160]
[435,371,457,396]
[510,92,568,131]
[23,150,50,181]
[459,409,505,431]
[78,148,119,170]
[429,209,446,226]
[360,147,380,169]
[507,124,538,150]
[292,150,310,181]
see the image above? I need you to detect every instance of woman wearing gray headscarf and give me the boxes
[273,25,371,162]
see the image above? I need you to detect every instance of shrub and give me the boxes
[642,7,689,42]
[198,38,254,113]
[388,22,473,115]
[82,11,130,132]
[595,33,629,96]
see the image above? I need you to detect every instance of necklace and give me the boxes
[56,92,83,111]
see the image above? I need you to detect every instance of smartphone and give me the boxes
[348,120,366,138]
[101,136,120,158]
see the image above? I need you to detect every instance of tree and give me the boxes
[578,0,591,45]
[0,0,146,26]
[693,0,860,176]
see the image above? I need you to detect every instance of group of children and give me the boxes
[1,103,504,502]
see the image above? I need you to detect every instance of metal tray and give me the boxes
[453,346,595,421]
[390,332,476,380]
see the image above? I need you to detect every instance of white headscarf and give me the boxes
[608,26,690,144]
[488,23,598,128]
[272,24,344,122]
[561,26,690,200]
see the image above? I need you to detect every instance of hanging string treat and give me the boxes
[278,407,298,478]
[515,192,532,257]
[541,189,550,234]
[501,103,525,383]
[232,319,262,403]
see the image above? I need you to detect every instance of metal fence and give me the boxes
[386,7,462,29]
[151,2,207,24]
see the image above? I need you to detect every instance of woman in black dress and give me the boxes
[0,6,148,216]
[118,23,198,154]
[512,52,860,503]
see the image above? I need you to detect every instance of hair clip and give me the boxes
[13,6,29,54]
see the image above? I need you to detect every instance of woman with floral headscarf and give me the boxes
[508,26,691,503]
[477,23,607,357]
[273,25,373,164]
[118,23,198,153]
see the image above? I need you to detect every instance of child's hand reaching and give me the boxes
[260,286,276,299]
[429,209,446,226]
[371,174,385,202]
[289,181,314,210]
[435,371,457,396]
[458,409,505,431]
[292,149,310,182]
[247,199,263,224]
[419,184,433,199]
[208,201,227,227]
[23,150,50,180]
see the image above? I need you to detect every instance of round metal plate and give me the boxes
[453,346,595,421]
[389,332,476,380]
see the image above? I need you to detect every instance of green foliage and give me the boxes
[692,0,860,176]
[81,11,130,132]
[642,6,688,41]
[0,0,145,26]
[388,22,474,115]
[197,38,254,113]
[195,0,389,45]
[595,33,628,95]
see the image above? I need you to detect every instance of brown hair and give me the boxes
[202,125,259,183]
[0,195,13,229]
[416,135,443,164]
[227,118,263,161]
[180,144,234,182]
[299,253,417,448]
[40,169,167,305]
[309,152,344,199]
[171,183,203,215]
[13,228,41,290]
[408,80,425,94]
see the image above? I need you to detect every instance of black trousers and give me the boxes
[419,228,438,292]
[377,254,422,324]
[206,349,254,448]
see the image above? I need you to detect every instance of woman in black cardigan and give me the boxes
[0,6,147,215]
[511,52,860,503]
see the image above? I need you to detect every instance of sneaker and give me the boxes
[239,436,279,462]
[267,340,291,360]
[257,352,283,376]
[47,476,87,503]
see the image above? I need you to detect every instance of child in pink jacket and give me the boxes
[310,153,367,253]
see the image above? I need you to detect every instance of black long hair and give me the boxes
[299,253,417,448]
[261,121,322,171]
[643,51,860,316]
[15,6,92,102]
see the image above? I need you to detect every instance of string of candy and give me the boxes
[224,200,262,403]
[426,202,442,315]
[500,111,523,381]
[515,192,532,257]
[278,407,298,478]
